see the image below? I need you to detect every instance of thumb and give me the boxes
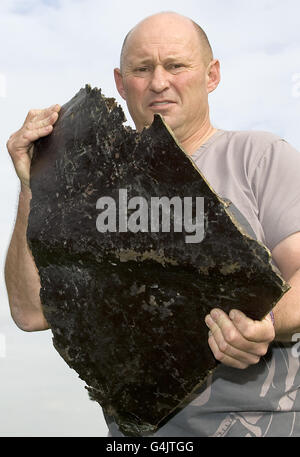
[229,309,275,343]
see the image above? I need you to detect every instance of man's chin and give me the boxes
[153,114,176,131]
[138,114,177,132]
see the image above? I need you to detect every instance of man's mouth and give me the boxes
[149,101,176,108]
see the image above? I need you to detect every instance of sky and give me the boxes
[0,0,300,437]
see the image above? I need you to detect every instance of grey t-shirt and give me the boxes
[106,129,300,437]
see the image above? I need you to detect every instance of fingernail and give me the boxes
[205,315,212,327]
[211,309,219,320]
[229,310,235,320]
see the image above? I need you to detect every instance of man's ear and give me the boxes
[114,68,127,100]
[206,59,221,94]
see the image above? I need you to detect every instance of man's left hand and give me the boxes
[205,308,275,369]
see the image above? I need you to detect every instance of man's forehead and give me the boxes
[126,40,189,57]
[127,17,197,48]
[120,13,211,69]
[123,29,199,64]
[125,51,195,69]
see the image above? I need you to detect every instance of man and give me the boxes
[5,12,300,436]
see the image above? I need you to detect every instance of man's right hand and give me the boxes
[6,104,61,188]
[5,104,61,331]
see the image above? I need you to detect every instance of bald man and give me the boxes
[5,12,300,436]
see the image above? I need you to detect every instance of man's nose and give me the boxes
[149,66,170,93]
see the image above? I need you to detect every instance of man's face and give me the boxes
[114,16,218,142]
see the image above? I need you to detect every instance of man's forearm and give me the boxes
[273,268,300,342]
[5,185,49,331]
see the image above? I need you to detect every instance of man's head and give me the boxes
[119,14,214,73]
[114,12,220,144]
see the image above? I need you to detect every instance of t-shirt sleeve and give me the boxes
[252,139,300,251]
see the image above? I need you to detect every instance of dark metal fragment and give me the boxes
[27,85,289,436]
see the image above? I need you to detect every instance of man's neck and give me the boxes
[179,120,217,156]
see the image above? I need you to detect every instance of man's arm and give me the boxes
[5,184,49,331]
[5,105,60,331]
[270,231,300,340]
[204,231,300,369]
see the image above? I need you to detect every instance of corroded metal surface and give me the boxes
[27,85,288,436]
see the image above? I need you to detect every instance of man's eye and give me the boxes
[171,63,184,69]
[135,67,149,72]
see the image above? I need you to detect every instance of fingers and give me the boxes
[8,104,61,152]
[22,104,61,144]
[22,112,58,144]
[7,104,61,187]
[205,308,275,369]
[24,104,61,124]
[229,309,275,343]
[208,331,260,369]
